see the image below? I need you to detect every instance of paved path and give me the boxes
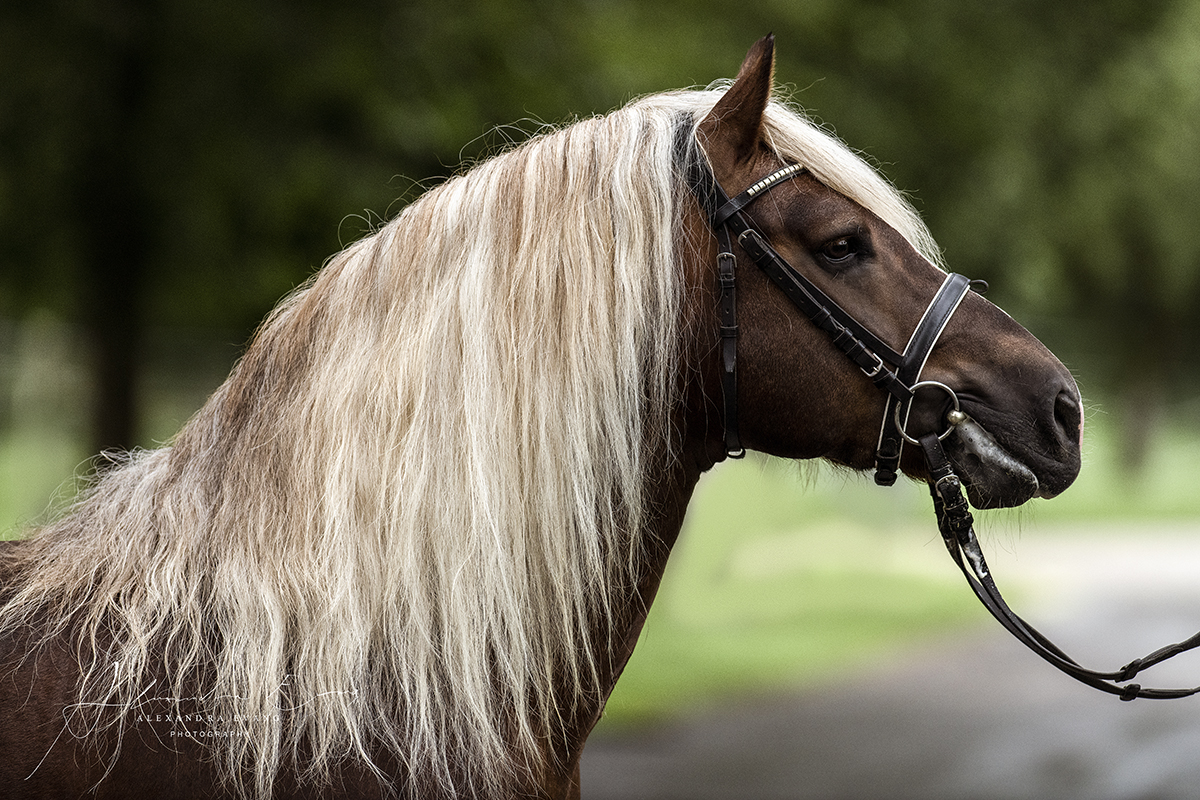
[581,527,1200,799]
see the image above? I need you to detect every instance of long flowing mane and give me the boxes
[0,87,939,798]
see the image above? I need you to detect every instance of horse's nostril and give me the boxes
[1053,389,1083,446]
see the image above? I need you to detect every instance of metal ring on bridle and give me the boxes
[895,380,961,445]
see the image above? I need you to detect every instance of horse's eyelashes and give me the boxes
[818,236,862,267]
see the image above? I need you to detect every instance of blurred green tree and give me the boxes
[0,0,629,452]
[1,0,1198,470]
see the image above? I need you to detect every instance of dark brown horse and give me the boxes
[0,37,1080,799]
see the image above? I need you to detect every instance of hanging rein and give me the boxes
[684,139,1200,702]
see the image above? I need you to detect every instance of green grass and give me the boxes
[596,458,975,728]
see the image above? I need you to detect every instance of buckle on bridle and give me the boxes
[860,353,886,379]
[736,227,768,260]
[717,251,736,286]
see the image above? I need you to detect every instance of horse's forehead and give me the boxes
[754,171,926,263]
[776,174,863,227]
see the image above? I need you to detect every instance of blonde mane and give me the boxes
[0,88,938,798]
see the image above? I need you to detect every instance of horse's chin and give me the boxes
[942,416,1041,510]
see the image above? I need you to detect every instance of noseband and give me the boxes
[685,138,1200,701]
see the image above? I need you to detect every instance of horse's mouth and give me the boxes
[942,415,1041,509]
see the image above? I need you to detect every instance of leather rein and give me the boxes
[685,140,1200,701]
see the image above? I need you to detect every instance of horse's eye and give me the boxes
[820,237,858,265]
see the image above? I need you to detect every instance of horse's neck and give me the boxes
[585,305,725,721]
[579,432,711,742]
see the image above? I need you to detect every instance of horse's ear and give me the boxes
[698,35,776,171]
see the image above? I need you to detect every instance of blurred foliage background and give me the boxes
[5,0,1200,459]
[3,0,1200,725]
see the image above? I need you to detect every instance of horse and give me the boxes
[0,36,1081,799]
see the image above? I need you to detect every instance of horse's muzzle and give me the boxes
[944,415,1040,508]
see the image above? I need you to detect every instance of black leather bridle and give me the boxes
[684,135,1200,701]
[684,143,970,481]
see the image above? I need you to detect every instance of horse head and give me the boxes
[685,35,1082,509]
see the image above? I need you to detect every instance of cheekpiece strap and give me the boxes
[873,272,972,486]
